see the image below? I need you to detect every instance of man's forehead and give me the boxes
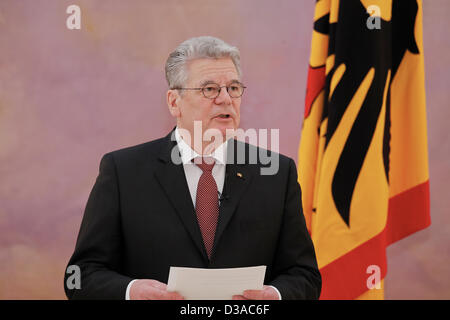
[187,58,239,82]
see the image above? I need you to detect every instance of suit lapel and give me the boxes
[154,131,209,262]
[213,140,252,256]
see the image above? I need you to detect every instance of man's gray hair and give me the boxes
[165,36,242,89]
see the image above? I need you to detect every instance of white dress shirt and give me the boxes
[174,127,227,206]
[125,128,281,300]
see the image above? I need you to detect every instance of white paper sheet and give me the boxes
[167,265,266,300]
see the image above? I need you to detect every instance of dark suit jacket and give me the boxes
[64,131,321,299]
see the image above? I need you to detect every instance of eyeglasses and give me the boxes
[172,82,246,99]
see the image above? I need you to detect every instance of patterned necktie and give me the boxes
[194,157,219,259]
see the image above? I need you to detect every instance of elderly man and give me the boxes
[64,36,321,300]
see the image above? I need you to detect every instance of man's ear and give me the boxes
[167,89,181,118]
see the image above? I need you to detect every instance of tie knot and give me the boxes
[193,157,215,172]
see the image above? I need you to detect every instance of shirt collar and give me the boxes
[175,127,227,165]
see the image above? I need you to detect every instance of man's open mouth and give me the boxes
[216,114,231,119]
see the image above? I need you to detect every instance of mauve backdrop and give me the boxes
[0,0,448,299]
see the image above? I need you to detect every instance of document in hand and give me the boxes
[167,265,267,300]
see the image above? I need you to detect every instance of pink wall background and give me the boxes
[0,0,448,299]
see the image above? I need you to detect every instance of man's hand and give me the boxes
[232,285,280,300]
[129,279,184,300]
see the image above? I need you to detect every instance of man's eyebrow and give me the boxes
[199,80,217,87]
[199,79,242,87]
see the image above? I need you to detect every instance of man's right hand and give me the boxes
[129,279,184,300]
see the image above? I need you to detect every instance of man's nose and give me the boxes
[214,86,232,105]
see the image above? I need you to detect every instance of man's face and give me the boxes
[167,58,241,145]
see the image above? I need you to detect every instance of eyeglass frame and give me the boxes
[171,82,247,99]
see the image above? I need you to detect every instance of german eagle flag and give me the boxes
[298,0,430,299]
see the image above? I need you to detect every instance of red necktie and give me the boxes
[194,157,219,259]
